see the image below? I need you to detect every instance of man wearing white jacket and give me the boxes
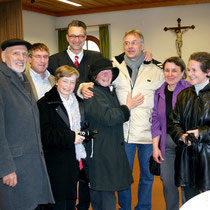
[80,30,164,210]
[112,30,164,210]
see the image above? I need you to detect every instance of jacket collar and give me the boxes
[43,85,70,127]
[0,62,33,103]
[43,85,62,104]
[157,79,191,101]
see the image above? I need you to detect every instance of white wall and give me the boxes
[23,3,210,64]
[23,11,57,55]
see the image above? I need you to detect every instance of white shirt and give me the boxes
[29,68,52,99]
[60,93,86,160]
[67,46,84,64]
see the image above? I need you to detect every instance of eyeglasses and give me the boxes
[67,34,86,40]
[123,41,140,46]
[32,55,49,60]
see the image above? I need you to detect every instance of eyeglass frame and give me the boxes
[67,34,86,40]
[30,55,49,60]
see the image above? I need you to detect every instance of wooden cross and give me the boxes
[164,18,195,58]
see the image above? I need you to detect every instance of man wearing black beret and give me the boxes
[0,39,54,210]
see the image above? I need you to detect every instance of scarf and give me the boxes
[124,52,144,85]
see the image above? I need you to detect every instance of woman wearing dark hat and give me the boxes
[83,58,143,210]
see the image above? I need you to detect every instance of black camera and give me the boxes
[79,130,98,142]
[79,121,98,142]
[185,133,197,145]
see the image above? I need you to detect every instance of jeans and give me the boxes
[118,142,154,210]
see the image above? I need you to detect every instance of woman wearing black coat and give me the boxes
[37,65,85,210]
[83,58,143,210]
[169,52,210,203]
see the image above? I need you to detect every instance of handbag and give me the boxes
[149,155,160,176]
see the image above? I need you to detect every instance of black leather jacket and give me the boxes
[169,82,210,190]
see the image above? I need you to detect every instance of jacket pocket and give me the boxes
[10,146,23,157]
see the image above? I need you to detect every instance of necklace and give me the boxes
[167,85,175,91]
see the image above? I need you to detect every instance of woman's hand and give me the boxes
[182,133,191,145]
[126,92,144,110]
[182,129,199,146]
[75,131,85,144]
[187,129,199,139]
[153,146,164,164]
[152,137,164,164]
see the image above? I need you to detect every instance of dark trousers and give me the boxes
[182,186,200,203]
[90,189,116,210]
[42,199,76,210]
[76,160,90,210]
[34,205,45,210]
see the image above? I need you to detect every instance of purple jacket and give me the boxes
[151,79,190,155]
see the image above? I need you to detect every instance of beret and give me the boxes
[1,39,32,51]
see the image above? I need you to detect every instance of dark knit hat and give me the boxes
[89,58,119,82]
[1,39,32,51]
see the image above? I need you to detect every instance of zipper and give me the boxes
[127,80,134,143]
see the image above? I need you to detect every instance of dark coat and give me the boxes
[84,84,133,191]
[169,82,210,191]
[48,50,103,85]
[0,62,54,210]
[37,86,79,201]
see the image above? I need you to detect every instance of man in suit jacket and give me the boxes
[0,39,54,210]
[48,20,103,210]
[48,20,103,88]
[25,43,55,101]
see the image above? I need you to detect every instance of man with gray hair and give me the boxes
[112,30,164,210]
[0,39,54,210]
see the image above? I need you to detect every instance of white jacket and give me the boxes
[112,56,164,144]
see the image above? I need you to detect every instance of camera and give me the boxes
[79,130,98,142]
[79,121,98,142]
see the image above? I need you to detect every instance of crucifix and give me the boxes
[164,18,195,58]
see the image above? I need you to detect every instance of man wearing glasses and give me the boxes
[48,20,103,88]
[25,43,55,101]
[112,30,164,210]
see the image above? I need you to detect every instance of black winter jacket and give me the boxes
[169,82,210,190]
[84,83,133,191]
[37,86,79,201]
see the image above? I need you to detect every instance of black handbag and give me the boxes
[149,155,160,176]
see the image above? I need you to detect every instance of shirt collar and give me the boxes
[29,68,50,81]
[67,46,83,63]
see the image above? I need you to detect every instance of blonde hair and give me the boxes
[55,65,80,82]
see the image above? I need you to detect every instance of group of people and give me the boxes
[0,19,209,210]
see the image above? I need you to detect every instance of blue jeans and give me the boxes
[118,143,154,210]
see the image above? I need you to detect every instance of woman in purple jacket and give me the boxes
[152,57,190,210]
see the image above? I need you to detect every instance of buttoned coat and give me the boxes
[0,62,54,210]
[84,84,133,191]
[37,86,80,201]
